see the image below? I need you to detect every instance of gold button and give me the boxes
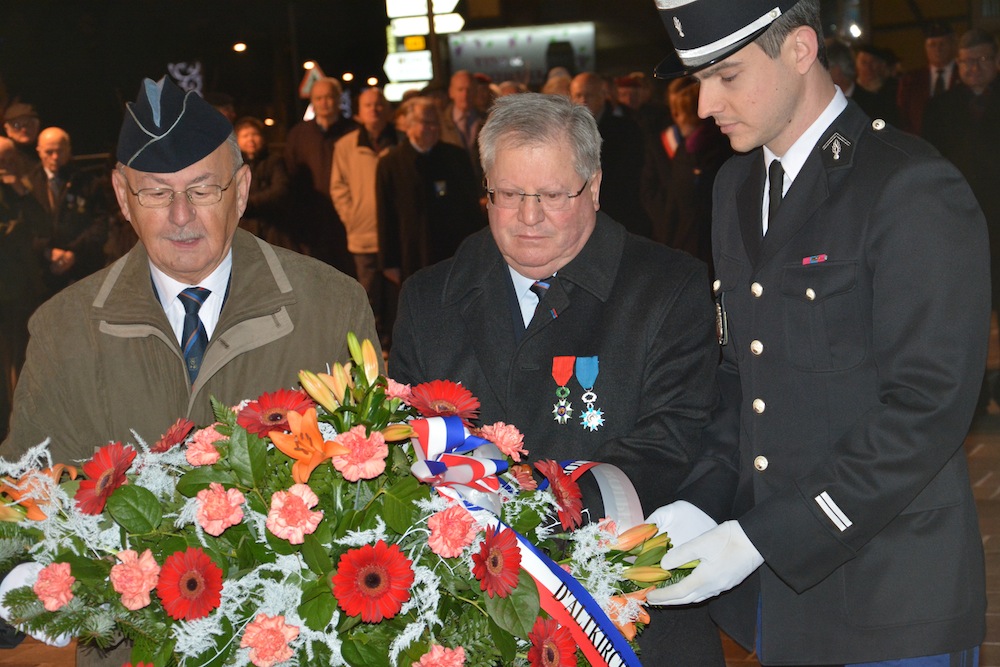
[754,455,768,471]
[805,288,816,301]
[752,398,765,413]
[750,340,763,355]
[750,282,763,298]
[713,279,722,293]
[872,119,885,130]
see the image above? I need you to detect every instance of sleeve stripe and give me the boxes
[815,491,853,532]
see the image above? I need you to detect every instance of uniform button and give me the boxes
[750,282,763,298]
[713,279,721,293]
[754,455,768,471]
[872,118,886,130]
[752,398,765,413]
[750,340,764,355]
[805,287,816,301]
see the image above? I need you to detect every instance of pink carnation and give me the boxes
[196,483,245,536]
[427,506,479,558]
[266,484,323,544]
[240,613,299,667]
[33,562,74,611]
[331,425,388,481]
[479,422,527,462]
[413,644,466,667]
[110,549,161,610]
[385,378,413,403]
[186,424,225,466]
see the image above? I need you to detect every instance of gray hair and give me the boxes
[959,28,998,53]
[755,0,828,68]
[478,92,601,181]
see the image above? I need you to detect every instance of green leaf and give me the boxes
[484,569,539,638]
[60,553,112,585]
[342,629,391,667]
[489,616,518,662]
[301,532,333,575]
[106,485,162,534]
[227,427,265,488]
[264,527,299,556]
[211,396,236,426]
[176,467,236,497]
[382,475,425,534]
[298,578,337,631]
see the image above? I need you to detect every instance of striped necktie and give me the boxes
[529,276,555,324]
[179,287,211,383]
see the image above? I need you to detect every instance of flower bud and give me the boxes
[346,331,363,367]
[361,339,380,386]
[299,370,340,412]
[612,523,658,552]
[622,565,673,583]
[380,424,413,442]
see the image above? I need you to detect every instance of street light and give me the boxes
[303,60,317,70]
[233,42,247,53]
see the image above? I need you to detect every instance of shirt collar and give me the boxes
[150,249,233,308]
[764,86,848,183]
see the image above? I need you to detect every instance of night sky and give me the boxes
[0,1,390,155]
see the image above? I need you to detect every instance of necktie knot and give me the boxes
[179,287,211,383]
[529,277,553,300]
[933,68,946,96]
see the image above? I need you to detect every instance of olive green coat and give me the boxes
[2,229,378,463]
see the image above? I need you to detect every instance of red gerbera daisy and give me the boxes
[156,547,223,621]
[535,460,583,530]
[74,441,136,515]
[409,380,480,424]
[527,617,577,667]
[471,525,521,598]
[237,389,315,436]
[151,418,195,453]
[331,540,414,623]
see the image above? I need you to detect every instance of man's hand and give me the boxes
[645,500,717,548]
[49,248,75,275]
[0,563,71,647]
[647,520,764,606]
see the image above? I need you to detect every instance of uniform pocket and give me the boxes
[780,262,866,371]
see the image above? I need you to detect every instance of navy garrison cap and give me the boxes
[653,0,801,78]
[117,77,232,172]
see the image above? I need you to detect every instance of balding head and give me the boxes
[37,127,71,173]
[569,72,607,118]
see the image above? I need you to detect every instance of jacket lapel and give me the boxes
[736,154,765,264]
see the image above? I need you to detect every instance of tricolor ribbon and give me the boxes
[408,416,643,667]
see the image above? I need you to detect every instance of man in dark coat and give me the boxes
[28,127,109,296]
[376,97,483,285]
[646,1,988,665]
[390,92,724,666]
[896,20,958,135]
[283,77,357,274]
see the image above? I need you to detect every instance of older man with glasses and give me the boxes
[2,77,377,477]
[389,92,725,665]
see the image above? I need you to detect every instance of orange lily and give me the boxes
[270,408,349,484]
[608,587,653,641]
[0,464,79,521]
[326,363,353,403]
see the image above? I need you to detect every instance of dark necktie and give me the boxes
[179,287,211,383]
[529,277,554,324]
[768,159,784,229]
[933,68,946,96]
[48,176,60,211]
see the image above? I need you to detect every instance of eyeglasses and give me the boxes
[122,167,241,208]
[485,179,590,211]
[958,55,996,69]
[4,118,35,130]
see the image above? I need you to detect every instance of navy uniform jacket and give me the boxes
[389,214,725,664]
[684,100,989,663]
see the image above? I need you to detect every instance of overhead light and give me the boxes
[303,60,317,70]
[343,72,355,82]
[232,42,247,53]
[263,118,275,126]
[848,23,862,39]
[367,76,379,86]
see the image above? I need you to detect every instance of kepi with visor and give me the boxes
[653,0,801,78]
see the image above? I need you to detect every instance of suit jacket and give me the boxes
[390,214,718,514]
[897,63,958,134]
[683,100,989,663]
[376,141,484,279]
[2,229,378,463]
[597,103,653,238]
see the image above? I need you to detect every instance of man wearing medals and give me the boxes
[390,93,724,664]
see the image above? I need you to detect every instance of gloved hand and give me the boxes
[647,520,764,606]
[645,500,717,548]
[0,563,71,647]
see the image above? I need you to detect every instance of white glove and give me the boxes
[645,500,717,548]
[0,563,71,647]
[647,520,764,606]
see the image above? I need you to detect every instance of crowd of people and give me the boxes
[0,3,995,664]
